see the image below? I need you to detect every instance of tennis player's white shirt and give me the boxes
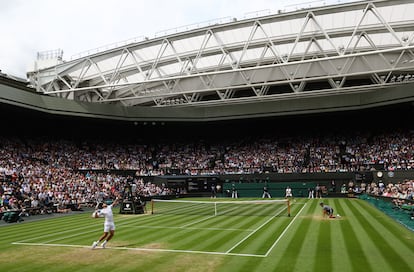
[99,204,115,232]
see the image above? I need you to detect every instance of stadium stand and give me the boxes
[1,0,414,226]
[1,119,413,220]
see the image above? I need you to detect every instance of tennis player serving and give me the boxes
[91,194,121,249]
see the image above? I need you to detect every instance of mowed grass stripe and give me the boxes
[179,226,248,252]
[22,215,136,245]
[224,203,293,254]
[217,201,262,216]
[227,217,291,255]
[347,199,412,272]
[161,215,257,252]
[356,200,414,260]
[312,201,332,272]
[193,223,258,253]
[153,201,217,216]
[202,214,258,231]
[355,199,414,251]
[242,201,306,257]
[3,198,414,272]
[340,199,391,270]
[132,203,289,253]
[188,215,283,253]
[271,201,316,272]
[39,217,107,244]
[176,214,262,252]
[352,200,414,261]
[117,221,185,247]
[93,214,196,248]
[0,214,92,241]
[4,216,98,243]
[152,199,289,217]
[133,213,200,227]
[117,214,232,249]
[121,202,289,252]
[119,214,247,249]
[184,211,254,229]
[147,212,228,228]
[334,199,372,272]
[14,215,142,246]
[361,198,414,239]
[116,213,204,229]
[157,225,219,250]
[33,223,97,245]
[199,206,285,231]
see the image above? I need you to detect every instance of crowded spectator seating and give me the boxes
[1,129,414,221]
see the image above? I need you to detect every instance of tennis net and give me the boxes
[150,199,291,217]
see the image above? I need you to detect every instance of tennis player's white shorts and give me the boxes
[104,223,115,232]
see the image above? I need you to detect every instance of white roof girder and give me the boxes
[27,0,414,107]
[36,45,414,106]
[41,20,413,86]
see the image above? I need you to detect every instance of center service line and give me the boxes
[264,202,308,257]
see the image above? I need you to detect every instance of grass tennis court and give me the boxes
[1,198,413,272]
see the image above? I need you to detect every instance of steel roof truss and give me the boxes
[190,30,212,74]
[288,12,313,63]
[306,11,341,55]
[197,31,237,94]
[56,74,72,90]
[89,58,109,87]
[39,44,414,99]
[73,60,93,90]
[146,39,169,80]
[346,2,403,54]
[128,49,147,75]
[367,3,403,46]
[248,43,272,95]
[101,50,131,100]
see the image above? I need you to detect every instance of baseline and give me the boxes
[11,242,266,258]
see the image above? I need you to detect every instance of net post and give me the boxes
[287,199,291,217]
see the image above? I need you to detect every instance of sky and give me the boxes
[0,0,357,79]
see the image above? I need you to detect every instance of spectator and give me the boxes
[262,186,271,198]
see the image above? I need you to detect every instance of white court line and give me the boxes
[13,203,306,257]
[19,214,248,245]
[46,214,254,244]
[225,206,286,254]
[11,242,266,258]
[122,225,253,232]
[42,215,255,244]
[264,202,308,257]
[179,215,216,228]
